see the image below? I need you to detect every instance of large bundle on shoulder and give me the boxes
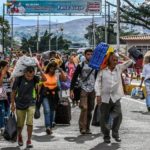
[89,42,114,70]
[10,55,37,78]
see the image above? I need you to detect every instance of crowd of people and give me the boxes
[0,48,148,148]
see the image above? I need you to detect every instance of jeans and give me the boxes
[42,97,54,128]
[0,101,6,128]
[145,80,150,107]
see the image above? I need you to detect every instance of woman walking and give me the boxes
[41,60,66,134]
[0,61,9,135]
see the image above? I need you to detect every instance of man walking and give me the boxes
[70,49,96,134]
[95,52,133,143]
[11,65,45,148]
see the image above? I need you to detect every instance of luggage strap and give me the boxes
[82,69,94,82]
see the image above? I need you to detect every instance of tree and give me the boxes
[84,24,139,45]
[0,16,10,35]
[39,30,49,51]
[0,16,10,48]
[21,30,71,52]
[85,24,116,45]
[109,0,150,30]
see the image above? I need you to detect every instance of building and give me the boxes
[120,35,150,55]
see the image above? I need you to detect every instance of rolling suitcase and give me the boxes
[55,98,71,125]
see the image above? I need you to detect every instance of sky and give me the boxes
[0,0,145,23]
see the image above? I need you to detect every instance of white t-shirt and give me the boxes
[142,64,150,80]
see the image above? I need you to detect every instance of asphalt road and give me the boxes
[0,96,150,150]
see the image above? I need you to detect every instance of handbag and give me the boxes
[61,77,71,90]
[92,104,101,127]
[34,106,40,119]
[3,112,17,141]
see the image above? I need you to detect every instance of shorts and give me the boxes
[16,106,35,127]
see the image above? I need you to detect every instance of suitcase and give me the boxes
[89,42,109,70]
[55,99,71,125]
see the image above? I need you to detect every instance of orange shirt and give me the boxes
[43,74,58,90]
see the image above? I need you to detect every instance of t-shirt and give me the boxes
[142,64,150,80]
[3,72,12,93]
[43,74,58,90]
[12,75,39,109]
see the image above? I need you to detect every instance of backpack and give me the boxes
[16,76,38,100]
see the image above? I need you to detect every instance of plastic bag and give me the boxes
[92,104,101,127]
[131,87,145,99]
[11,55,37,78]
[3,113,17,141]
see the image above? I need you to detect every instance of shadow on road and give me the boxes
[34,126,45,133]
[131,110,150,115]
[32,134,55,142]
[90,142,120,150]
[64,133,101,144]
[1,146,20,150]
[34,125,70,134]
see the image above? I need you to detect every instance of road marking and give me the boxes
[122,97,145,105]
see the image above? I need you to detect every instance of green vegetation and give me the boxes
[21,30,71,52]
[84,24,139,45]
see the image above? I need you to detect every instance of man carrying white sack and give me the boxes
[10,51,38,79]
[95,52,133,144]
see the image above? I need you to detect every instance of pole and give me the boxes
[11,14,14,49]
[56,21,58,51]
[2,4,5,54]
[105,0,108,43]
[116,0,120,50]
[107,2,110,44]
[37,15,39,52]
[49,14,51,51]
[93,14,96,49]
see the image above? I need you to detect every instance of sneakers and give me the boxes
[26,140,33,148]
[46,128,53,135]
[18,135,23,146]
